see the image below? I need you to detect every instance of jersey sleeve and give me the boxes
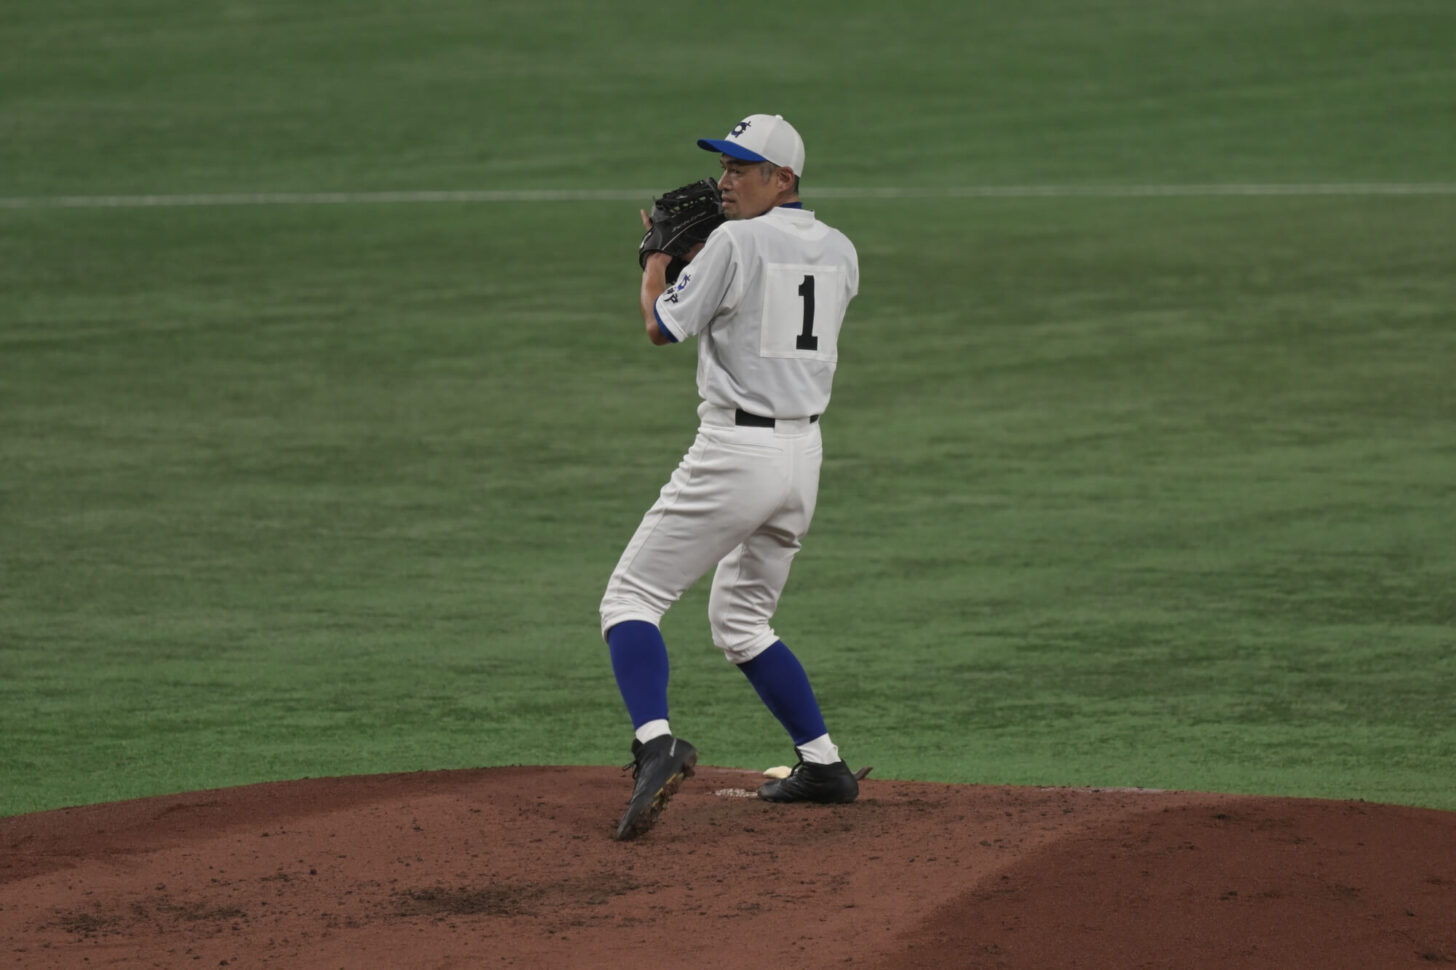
[653,228,737,343]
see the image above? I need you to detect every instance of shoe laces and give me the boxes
[622,742,649,778]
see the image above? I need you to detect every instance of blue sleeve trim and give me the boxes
[653,304,679,343]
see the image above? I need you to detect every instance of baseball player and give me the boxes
[601,114,862,840]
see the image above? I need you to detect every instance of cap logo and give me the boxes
[730,119,751,138]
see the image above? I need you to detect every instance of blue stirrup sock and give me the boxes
[607,620,671,733]
[736,640,829,748]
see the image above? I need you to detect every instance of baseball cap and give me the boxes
[697,114,806,177]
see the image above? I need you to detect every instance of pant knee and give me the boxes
[600,590,665,644]
[710,618,777,664]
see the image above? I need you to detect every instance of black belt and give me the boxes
[734,408,819,428]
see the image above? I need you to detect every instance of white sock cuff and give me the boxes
[796,734,840,765]
[634,719,671,745]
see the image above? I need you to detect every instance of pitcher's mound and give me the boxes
[3,766,1453,968]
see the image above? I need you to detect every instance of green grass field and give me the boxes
[3,0,1453,816]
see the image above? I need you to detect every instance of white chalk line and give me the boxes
[1,184,1455,210]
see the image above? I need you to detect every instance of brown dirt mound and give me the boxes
[2,766,1453,968]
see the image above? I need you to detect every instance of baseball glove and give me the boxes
[638,178,725,283]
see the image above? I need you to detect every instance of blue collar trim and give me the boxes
[779,202,804,209]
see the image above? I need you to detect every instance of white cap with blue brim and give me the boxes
[698,114,806,178]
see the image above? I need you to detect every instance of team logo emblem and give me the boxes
[730,119,751,138]
[664,271,692,303]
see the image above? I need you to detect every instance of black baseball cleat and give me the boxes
[757,759,860,804]
[615,735,698,841]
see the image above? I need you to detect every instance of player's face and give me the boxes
[718,156,786,219]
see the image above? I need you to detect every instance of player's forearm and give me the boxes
[640,253,673,344]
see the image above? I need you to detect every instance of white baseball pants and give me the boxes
[600,402,822,664]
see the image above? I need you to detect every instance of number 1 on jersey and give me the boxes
[760,263,841,361]
[796,275,818,351]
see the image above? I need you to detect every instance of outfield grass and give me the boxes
[2,0,1453,815]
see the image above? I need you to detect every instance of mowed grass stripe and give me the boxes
[4,183,1456,209]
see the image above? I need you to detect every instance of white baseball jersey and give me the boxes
[652,205,859,419]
